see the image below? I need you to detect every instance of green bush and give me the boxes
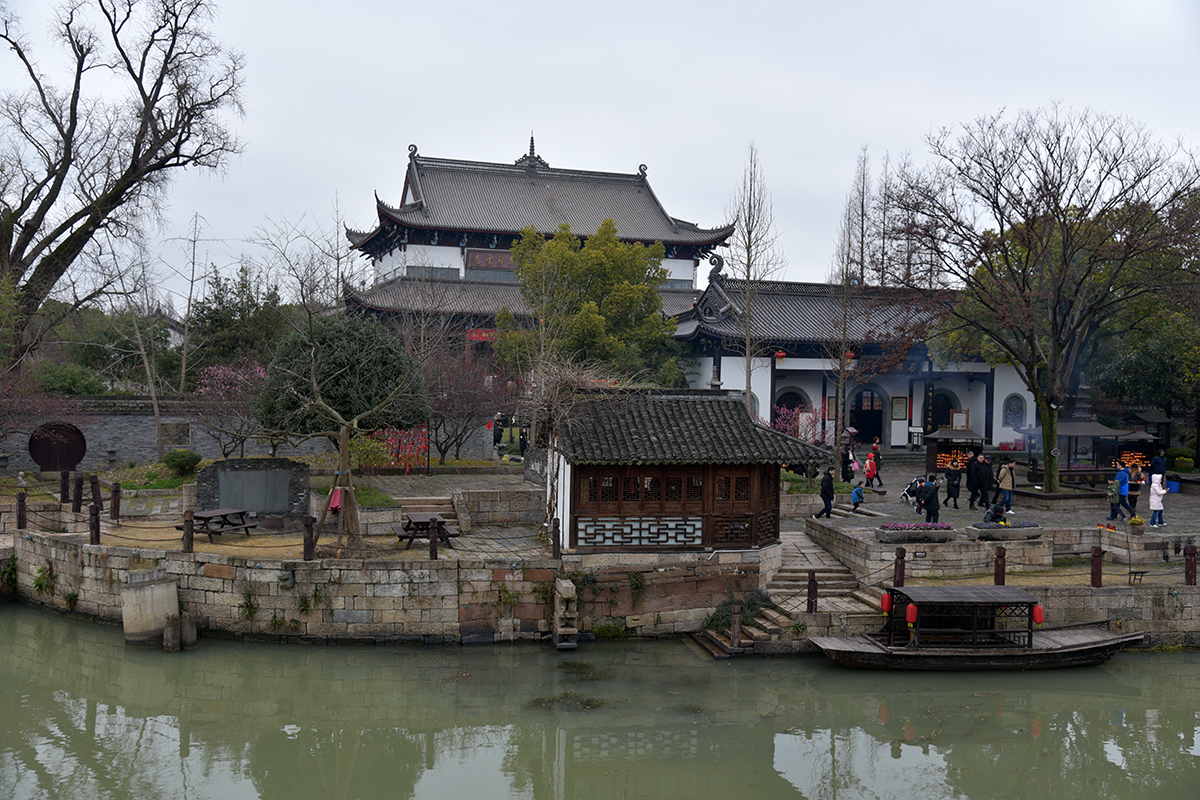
[1165,446,1194,468]
[163,449,202,477]
[1176,457,1194,471]
[36,362,106,395]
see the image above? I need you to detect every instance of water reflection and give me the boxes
[2,606,1198,799]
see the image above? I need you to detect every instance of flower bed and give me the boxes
[974,521,1039,530]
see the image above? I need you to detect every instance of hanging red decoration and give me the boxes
[880,593,892,612]
[1032,605,1044,625]
[905,604,918,625]
[774,350,787,363]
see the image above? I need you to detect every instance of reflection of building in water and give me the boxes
[5,609,1200,799]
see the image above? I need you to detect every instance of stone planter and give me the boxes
[874,528,956,544]
[1130,524,1146,536]
[966,525,1042,541]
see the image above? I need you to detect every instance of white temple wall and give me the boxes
[662,257,697,287]
[373,245,466,283]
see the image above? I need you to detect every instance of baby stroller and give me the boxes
[899,476,926,508]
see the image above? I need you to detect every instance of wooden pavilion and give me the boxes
[551,390,829,553]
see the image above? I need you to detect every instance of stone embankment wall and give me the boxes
[8,531,779,644]
[808,520,1200,581]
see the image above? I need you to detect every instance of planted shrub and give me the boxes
[1165,446,1193,469]
[163,449,202,477]
[1176,457,1194,471]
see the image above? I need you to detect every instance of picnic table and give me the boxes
[393,511,459,555]
[187,508,257,544]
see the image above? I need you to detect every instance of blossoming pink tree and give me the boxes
[194,362,267,457]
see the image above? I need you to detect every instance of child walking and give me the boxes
[851,481,865,513]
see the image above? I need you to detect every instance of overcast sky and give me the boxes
[12,0,1200,305]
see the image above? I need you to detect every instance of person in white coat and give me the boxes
[1149,473,1167,528]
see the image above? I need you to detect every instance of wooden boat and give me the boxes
[810,586,1145,671]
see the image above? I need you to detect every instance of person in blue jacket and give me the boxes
[851,481,865,513]
[1115,461,1135,518]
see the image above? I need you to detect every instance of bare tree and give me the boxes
[0,0,244,364]
[887,106,1200,491]
[723,142,787,414]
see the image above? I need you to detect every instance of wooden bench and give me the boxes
[392,522,460,550]
[1128,570,1148,585]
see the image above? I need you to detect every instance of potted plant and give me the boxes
[1129,515,1146,535]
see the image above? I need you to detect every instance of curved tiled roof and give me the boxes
[352,148,734,248]
[559,392,831,466]
[344,277,531,318]
[675,279,936,344]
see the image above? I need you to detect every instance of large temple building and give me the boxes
[346,140,733,289]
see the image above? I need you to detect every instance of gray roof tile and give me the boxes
[354,149,734,248]
[559,392,831,466]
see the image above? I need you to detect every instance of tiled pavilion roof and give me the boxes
[558,391,830,467]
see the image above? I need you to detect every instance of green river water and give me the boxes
[2,605,1198,799]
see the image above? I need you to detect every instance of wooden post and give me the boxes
[1091,546,1104,588]
[303,516,315,561]
[182,509,194,554]
[59,471,69,504]
[730,603,743,645]
[72,474,83,514]
[89,474,103,512]
[894,547,907,588]
[551,518,561,560]
[1185,544,1196,586]
[16,490,26,530]
[994,546,1007,586]
[110,482,121,523]
[89,504,100,545]
[806,570,818,613]
[429,520,440,560]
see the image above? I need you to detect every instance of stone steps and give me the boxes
[398,496,457,526]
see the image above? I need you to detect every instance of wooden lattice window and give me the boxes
[600,476,617,503]
[666,476,682,501]
[687,476,703,503]
[715,476,730,502]
[623,475,640,503]
[735,476,750,502]
[644,476,661,503]
[585,476,598,503]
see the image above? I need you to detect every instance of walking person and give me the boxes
[1150,449,1167,481]
[943,459,962,509]
[851,481,865,513]
[1107,477,1125,521]
[919,475,941,524]
[1115,461,1135,519]
[865,453,878,488]
[1127,465,1145,513]
[997,458,1016,513]
[966,453,990,510]
[814,467,835,519]
[1149,473,1167,527]
[987,455,1004,506]
[871,437,883,486]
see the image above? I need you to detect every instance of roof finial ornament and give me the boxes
[638,164,648,179]
[408,144,418,158]
[707,253,724,284]
[529,132,535,158]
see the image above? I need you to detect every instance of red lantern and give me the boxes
[905,604,918,625]
[774,350,787,363]
[1032,605,1044,625]
[881,593,892,612]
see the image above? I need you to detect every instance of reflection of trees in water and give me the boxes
[5,608,1200,799]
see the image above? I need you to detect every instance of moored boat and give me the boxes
[810,586,1145,670]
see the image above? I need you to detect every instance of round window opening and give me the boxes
[28,422,87,472]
